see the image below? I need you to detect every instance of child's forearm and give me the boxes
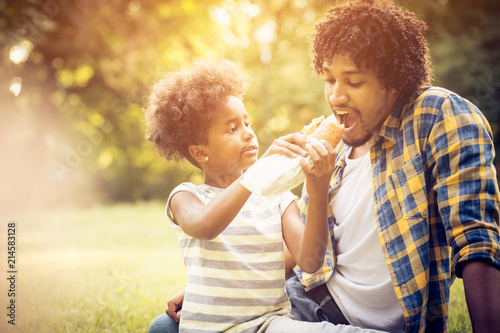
[297,197,329,273]
[185,178,251,240]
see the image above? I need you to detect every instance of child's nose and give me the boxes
[243,127,255,140]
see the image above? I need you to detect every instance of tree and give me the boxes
[403,0,500,158]
[1,0,499,210]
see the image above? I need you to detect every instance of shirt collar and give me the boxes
[377,96,411,143]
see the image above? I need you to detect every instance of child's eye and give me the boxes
[245,121,251,127]
[228,126,237,133]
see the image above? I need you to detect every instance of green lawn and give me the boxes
[0,202,471,332]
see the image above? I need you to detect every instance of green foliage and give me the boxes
[1,0,499,206]
[402,0,500,151]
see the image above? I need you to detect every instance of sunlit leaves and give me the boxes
[2,0,499,205]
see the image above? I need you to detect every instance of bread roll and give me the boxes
[300,115,324,136]
[303,115,344,148]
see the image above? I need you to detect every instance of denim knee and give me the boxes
[149,313,179,333]
[285,275,327,323]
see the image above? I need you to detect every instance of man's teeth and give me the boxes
[335,111,348,127]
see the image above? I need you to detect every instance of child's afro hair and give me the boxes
[144,58,249,168]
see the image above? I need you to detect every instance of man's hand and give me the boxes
[166,289,185,324]
[300,137,336,200]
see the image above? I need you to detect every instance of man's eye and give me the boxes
[325,78,335,84]
[349,81,363,87]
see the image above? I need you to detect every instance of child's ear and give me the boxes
[189,145,209,164]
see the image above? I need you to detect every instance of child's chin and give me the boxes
[243,159,258,170]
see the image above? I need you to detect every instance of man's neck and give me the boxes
[349,140,373,159]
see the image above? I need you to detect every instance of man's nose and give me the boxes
[328,86,348,105]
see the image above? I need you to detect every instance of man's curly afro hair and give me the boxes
[144,58,249,168]
[309,0,433,99]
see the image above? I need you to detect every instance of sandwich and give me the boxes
[241,115,344,197]
[301,115,344,149]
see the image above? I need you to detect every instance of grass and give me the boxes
[0,202,471,332]
[1,201,186,333]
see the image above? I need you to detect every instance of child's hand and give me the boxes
[300,137,336,199]
[261,133,309,159]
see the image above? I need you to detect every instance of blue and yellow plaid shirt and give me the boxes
[295,87,500,333]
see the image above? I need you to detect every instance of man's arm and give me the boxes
[281,138,335,274]
[461,259,500,333]
[428,95,500,331]
[284,241,297,274]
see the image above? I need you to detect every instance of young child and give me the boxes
[144,59,381,333]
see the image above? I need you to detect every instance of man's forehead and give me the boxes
[322,62,366,75]
[322,55,373,75]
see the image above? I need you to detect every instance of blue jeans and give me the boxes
[148,313,178,333]
[265,317,385,333]
[149,313,382,333]
[286,275,329,323]
[148,275,331,332]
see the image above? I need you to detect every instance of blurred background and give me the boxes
[0,1,497,331]
[1,0,500,213]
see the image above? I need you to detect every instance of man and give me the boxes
[150,1,500,332]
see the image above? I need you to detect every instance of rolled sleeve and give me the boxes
[427,95,500,277]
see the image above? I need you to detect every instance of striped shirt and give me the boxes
[295,87,500,333]
[167,182,295,333]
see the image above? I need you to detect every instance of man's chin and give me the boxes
[342,135,371,148]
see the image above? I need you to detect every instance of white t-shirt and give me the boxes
[326,149,404,333]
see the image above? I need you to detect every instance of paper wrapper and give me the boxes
[240,154,308,197]
[240,115,343,197]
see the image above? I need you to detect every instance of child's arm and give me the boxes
[170,179,251,240]
[281,138,335,273]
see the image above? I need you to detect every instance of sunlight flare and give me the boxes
[9,77,22,97]
[9,40,33,64]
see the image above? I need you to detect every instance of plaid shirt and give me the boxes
[295,87,500,333]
